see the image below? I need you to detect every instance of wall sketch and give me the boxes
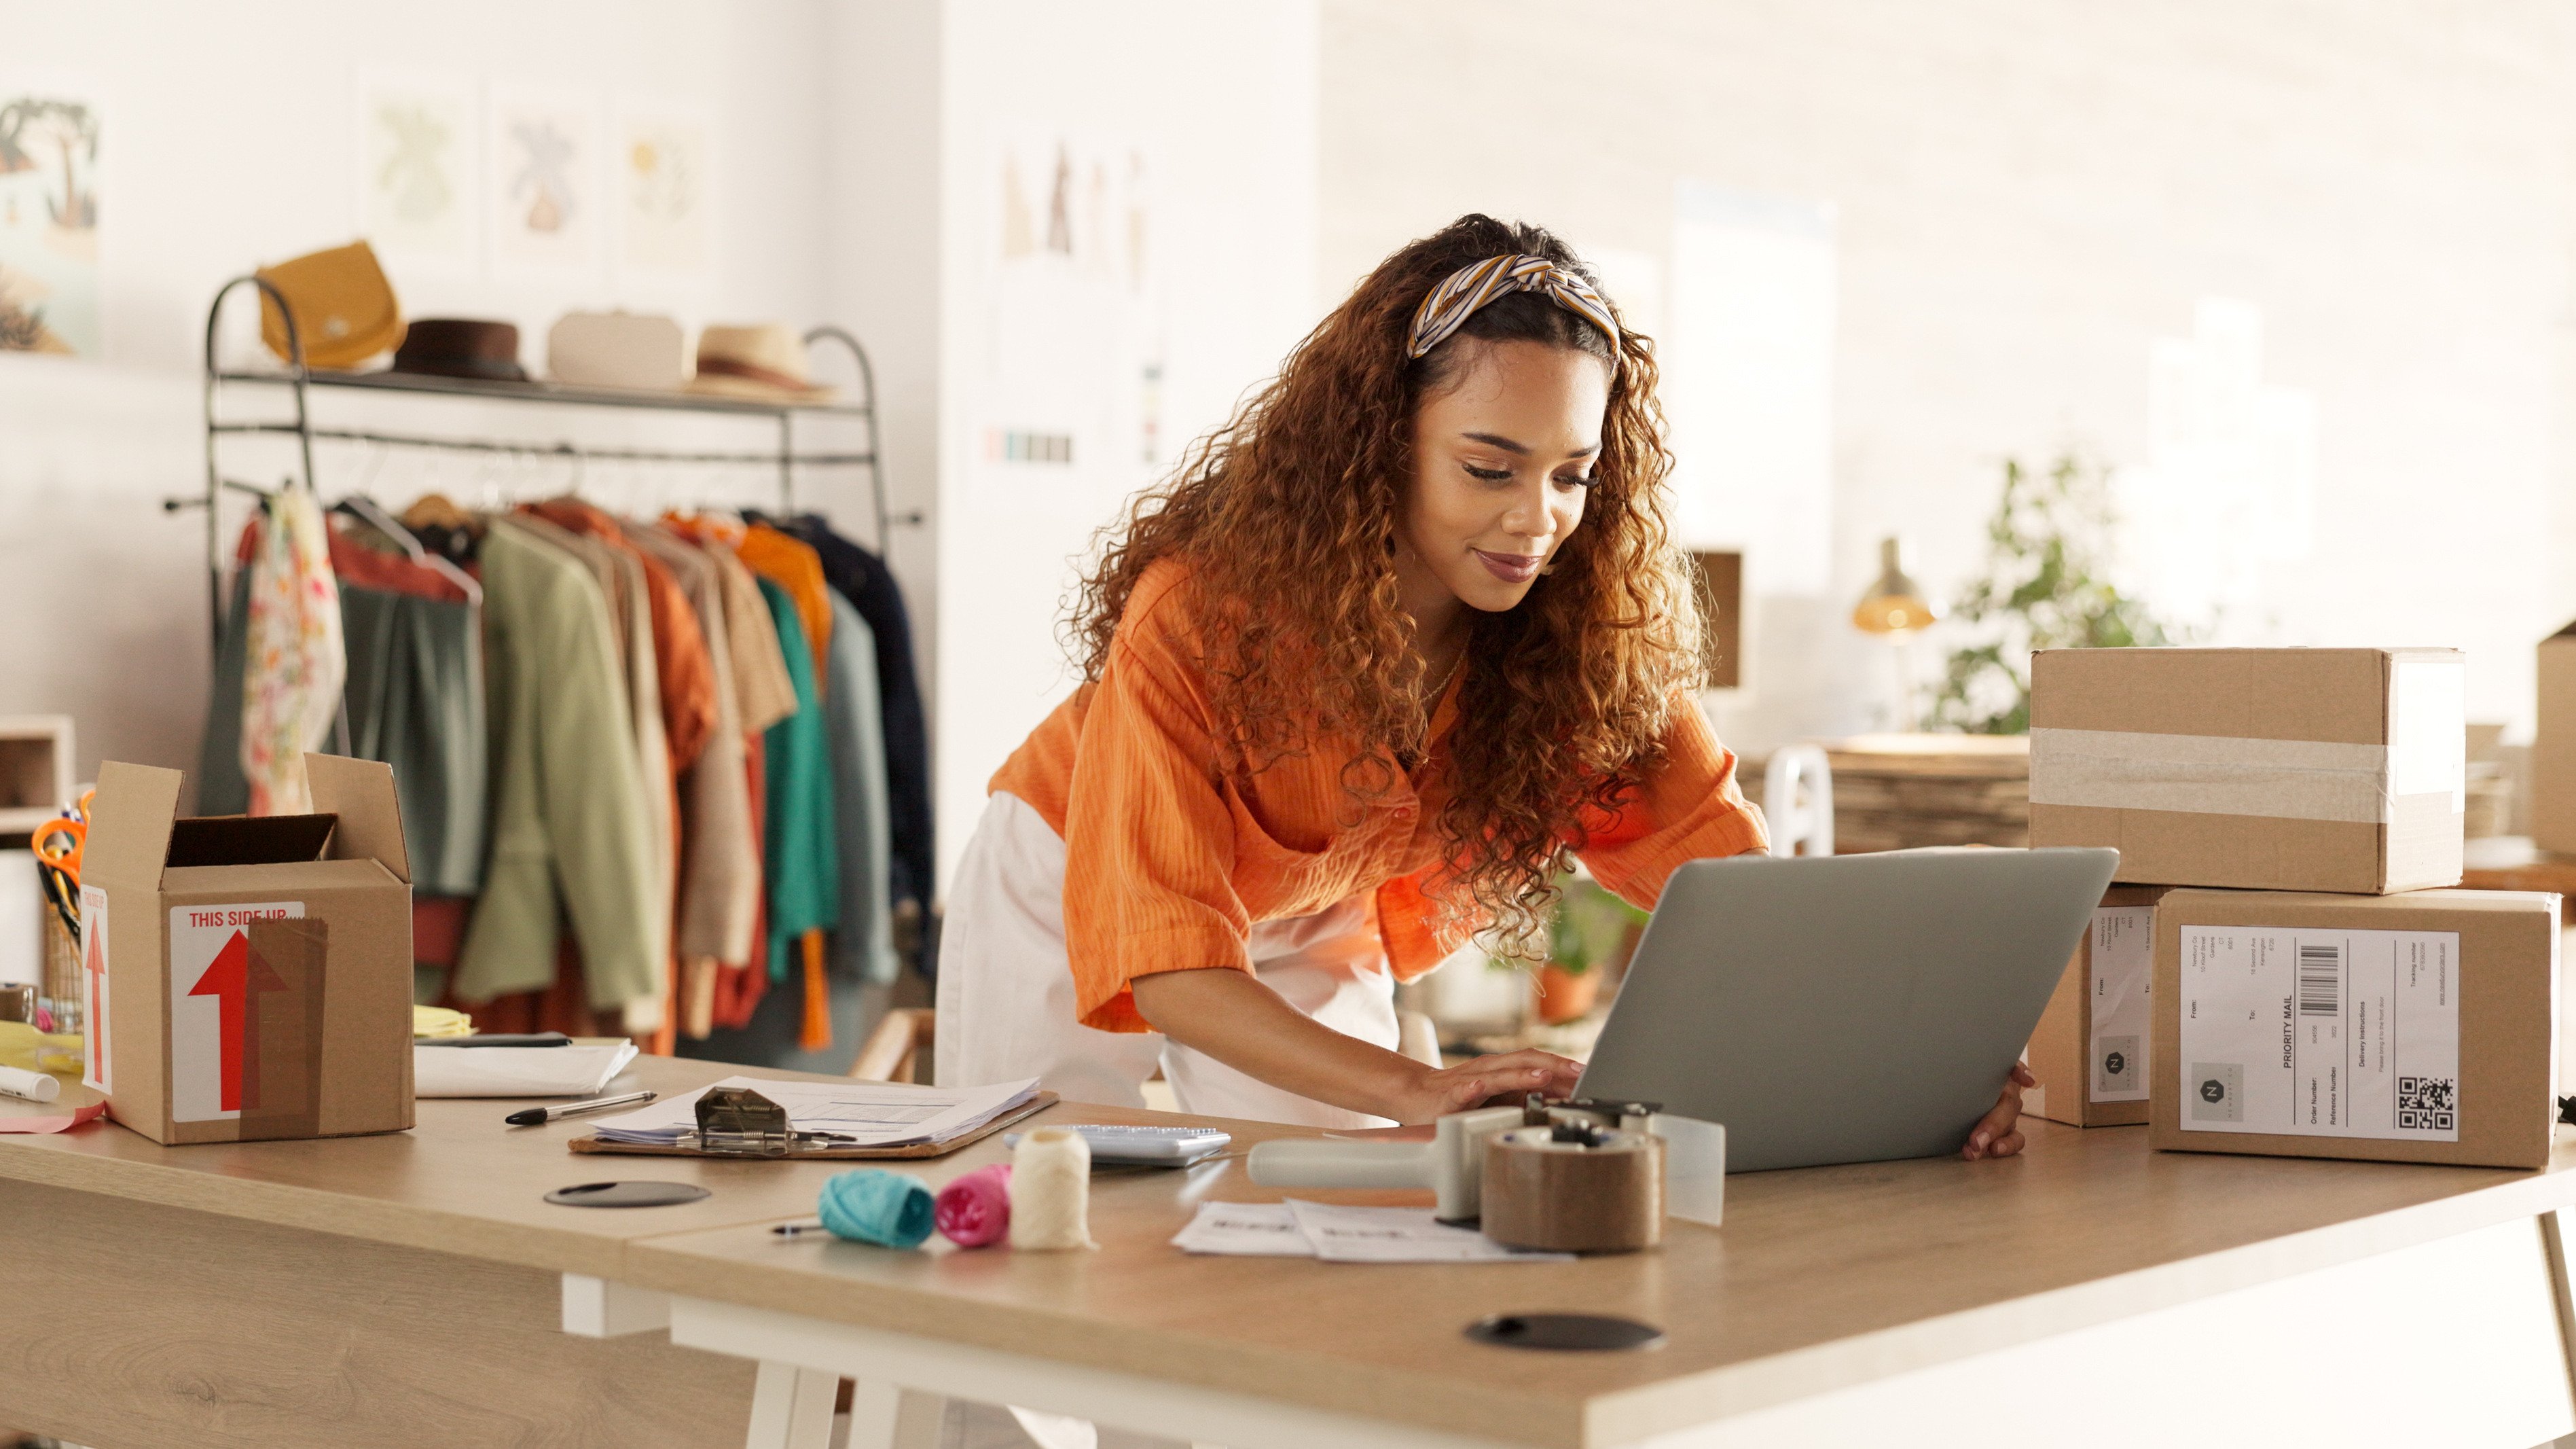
[972,129,1165,512]
[614,103,712,276]
[488,86,600,274]
[0,91,101,356]
[357,73,475,271]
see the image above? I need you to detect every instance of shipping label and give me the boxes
[78,885,109,1093]
[168,902,306,1123]
[2178,925,2459,1141]
[2088,906,2152,1103]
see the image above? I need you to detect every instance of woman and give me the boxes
[939,215,2031,1158]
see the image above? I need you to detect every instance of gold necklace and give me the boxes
[1418,644,1466,708]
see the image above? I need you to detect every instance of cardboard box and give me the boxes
[2150,888,2556,1169]
[2022,884,2174,1127]
[2029,647,2466,894]
[2533,624,2576,853]
[81,755,414,1145]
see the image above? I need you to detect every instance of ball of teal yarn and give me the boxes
[817,1169,936,1249]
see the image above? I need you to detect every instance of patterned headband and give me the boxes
[1405,253,1623,361]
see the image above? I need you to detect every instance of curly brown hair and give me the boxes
[1068,214,1706,956]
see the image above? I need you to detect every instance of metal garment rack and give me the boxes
[184,272,917,644]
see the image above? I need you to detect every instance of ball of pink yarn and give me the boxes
[935,1163,1013,1247]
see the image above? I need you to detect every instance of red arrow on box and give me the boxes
[187,929,291,1112]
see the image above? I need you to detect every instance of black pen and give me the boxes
[505,1089,655,1127]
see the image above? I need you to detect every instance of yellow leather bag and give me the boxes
[257,240,405,370]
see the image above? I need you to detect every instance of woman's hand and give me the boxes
[1378,1048,1586,1125]
[1961,1061,2036,1160]
[1132,967,1582,1125]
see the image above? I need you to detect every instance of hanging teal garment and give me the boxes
[760,577,841,980]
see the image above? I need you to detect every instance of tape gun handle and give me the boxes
[1245,1137,1435,1190]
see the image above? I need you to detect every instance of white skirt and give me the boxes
[935,790,1398,1128]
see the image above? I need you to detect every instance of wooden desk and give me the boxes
[11,1060,2576,1449]
[613,1113,2576,1449]
[0,1054,878,1449]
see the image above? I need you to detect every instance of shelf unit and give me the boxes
[186,272,918,639]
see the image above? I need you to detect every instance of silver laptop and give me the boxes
[1574,846,2118,1172]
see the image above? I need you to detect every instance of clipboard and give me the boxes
[566,1090,1057,1160]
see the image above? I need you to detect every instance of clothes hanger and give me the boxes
[334,490,483,606]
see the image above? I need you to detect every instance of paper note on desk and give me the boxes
[1170,1200,1574,1263]
[414,1040,638,1098]
[588,1075,1042,1149]
[1169,1202,1317,1257]
[1288,1200,1574,1263]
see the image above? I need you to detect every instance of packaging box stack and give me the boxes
[2025,647,2557,1169]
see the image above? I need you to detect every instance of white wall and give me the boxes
[0,0,1318,897]
[0,0,852,785]
[928,0,1319,889]
[1320,0,2576,750]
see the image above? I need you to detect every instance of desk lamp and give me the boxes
[1851,535,1935,729]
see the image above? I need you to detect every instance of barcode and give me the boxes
[2298,943,2340,1017]
[2397,1075,2456,1132]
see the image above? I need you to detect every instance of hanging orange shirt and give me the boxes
[736,524,833,679]
[989,560,1770,1033]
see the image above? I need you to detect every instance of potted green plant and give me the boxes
[1929,452,2181,734]
[1519,875,1648,1025]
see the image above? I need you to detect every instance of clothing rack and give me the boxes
[181,273,921,645]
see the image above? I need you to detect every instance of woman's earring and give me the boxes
[1540,563,1556,576]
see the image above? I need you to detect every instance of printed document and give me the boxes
[1169,1200,1573,1263]
[589,1075,1041,1148]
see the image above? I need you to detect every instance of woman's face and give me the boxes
[1400,338,1610,616]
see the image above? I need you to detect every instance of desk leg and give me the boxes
[2541,1209,2576,1449]
[746,1361,840,1449]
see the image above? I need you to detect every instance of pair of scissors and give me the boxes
[30,791,91,940]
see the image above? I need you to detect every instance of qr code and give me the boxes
[2397,1075,2456,1132]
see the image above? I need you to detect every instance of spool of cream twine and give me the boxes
[1009,1126,1096,1251]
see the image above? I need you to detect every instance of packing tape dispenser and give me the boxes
[1246,1098,1725,1229]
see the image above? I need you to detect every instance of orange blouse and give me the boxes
[990,561,1770,1032]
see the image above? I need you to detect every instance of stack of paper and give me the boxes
[414,1040,639,1098]
[1171,1200,1574,1264]
[588,1075,1042,1149]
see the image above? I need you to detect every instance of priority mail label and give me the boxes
[2089,906,2152,1103]
[168,902,306,1122]
[2179,926,2459,1141]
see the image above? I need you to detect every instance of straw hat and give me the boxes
[685,322,836,403]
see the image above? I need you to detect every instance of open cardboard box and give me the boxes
[81,755,414,1145]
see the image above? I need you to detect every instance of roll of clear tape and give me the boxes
[1479,1126,1663,1253]
[1009,1126,1096,1251]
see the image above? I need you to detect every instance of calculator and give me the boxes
[1002,1124,1233,1166]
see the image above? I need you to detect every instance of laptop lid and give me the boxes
[1574,846,2118,1172]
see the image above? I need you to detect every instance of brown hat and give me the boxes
[258,240,405,370]
[392,319,528,382]
[685,323,835,403]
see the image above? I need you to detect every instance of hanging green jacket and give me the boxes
[454,520,661,1009]
[760,577,840,980]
